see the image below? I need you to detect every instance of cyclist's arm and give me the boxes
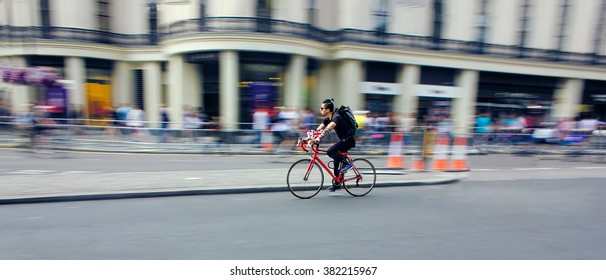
[324,121,336,131]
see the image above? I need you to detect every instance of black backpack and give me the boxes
[336,105,358,136]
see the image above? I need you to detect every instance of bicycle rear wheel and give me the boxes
[287,159,324,199]
[343,158,376,197]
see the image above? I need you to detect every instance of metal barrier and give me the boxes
[0,117,604,162]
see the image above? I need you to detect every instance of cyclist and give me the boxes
[312,98,356,191]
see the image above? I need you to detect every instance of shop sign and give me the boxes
[590,94,606,103]
[413,84,459,98]
[1,66,61,88]
[494,92,540,99]
[159,0,191,4]
[185,52,218,63]
[360,82,400,95]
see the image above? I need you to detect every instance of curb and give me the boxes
[0,178,463,205]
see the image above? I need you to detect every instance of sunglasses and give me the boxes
[320,107,327,110]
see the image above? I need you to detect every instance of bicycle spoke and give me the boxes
[287,159,324,199]
[343,158,376,197]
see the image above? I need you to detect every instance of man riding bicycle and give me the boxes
[312,99,356,192]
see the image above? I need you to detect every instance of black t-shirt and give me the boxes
[323,113,353,140]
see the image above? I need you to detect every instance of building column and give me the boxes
[316,60,337,110]
[453,69,479,136]
[219,51,239,131]
[183,62,201,110]
[112,61,132,106]
[65,57,86,112]
[7,56,31,113]
[284,55,307,110]
[338,60,364,111]
[168,55,185,128]
[396,64,421,120]
[144,62,162,126]
[552,78,583,120]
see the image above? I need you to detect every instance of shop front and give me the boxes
[476,72,557,128]
[581,80,606,121]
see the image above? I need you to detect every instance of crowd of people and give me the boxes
[474,111,606,145]
[2,100,605,148]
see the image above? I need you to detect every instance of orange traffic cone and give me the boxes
[386,133,405,169]
[410,153,425,171]
[432,134,449,171]
[448,137,469,171]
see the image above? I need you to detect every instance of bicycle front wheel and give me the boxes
[287,159,324,199]
[343,158,376,197]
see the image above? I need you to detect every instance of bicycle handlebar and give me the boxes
[298,130,322,152]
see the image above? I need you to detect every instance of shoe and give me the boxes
[340,163,353,173]
[327,184,341,192]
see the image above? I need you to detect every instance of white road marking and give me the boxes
[7,170,55,175]
[573,166,606,169]
[61,171,99,174]
[513,168,560,171]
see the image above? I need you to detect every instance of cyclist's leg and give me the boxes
[327,140,350,180]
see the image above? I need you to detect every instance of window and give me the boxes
[374,0,389,33]
[98,0,110,32]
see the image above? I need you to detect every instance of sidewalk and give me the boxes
[0,131,468,204]
[0,167,468,204]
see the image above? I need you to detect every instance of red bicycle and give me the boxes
[287,131,377,199]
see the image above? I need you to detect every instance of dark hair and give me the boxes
[322,98,334,112]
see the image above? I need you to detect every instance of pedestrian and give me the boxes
[252,108,270,145]
[116,104,131,138]
[126,105,145,141]
[158,104,170,143]
[66,103,83,135]
[183,106,200,142]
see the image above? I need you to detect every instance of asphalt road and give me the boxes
[1,151,605,259]
[1,179,605,259]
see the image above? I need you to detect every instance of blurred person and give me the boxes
[66,103,84,135]
[311,99,356,192]
[400,112,417,145]
[578,114,600,132]
[474,111,493,145]
[30,104,59,147]
[271,107,298,152]
[105,105,119,138]
[400,112,417,133]
[475,111,492,133]
[252,108,270,145]
[509,113,527,130]
[183,106,201,142]
[126,105,145,141]
[198,107,212,137]
[366,112,384,145]
[300,108,315,130]
[116,104,131,138]
[0,101,11,130]
[436,115,452,136]
[158,104,170,143]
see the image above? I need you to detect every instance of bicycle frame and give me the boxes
[299,139,362,185]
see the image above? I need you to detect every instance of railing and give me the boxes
[1,16,605,66]
[1,117,605,159]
